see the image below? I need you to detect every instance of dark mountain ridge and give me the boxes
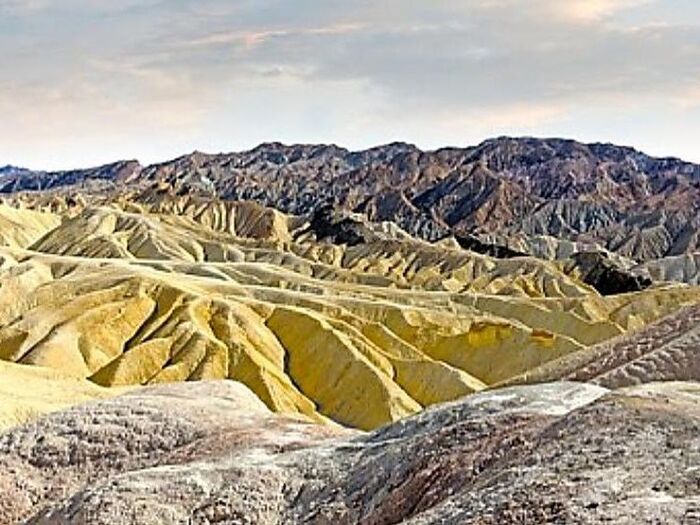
[4,137,700,262]
[0,165,32,178]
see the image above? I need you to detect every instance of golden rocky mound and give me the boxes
[0,205,61,249]
[1,198,700,430]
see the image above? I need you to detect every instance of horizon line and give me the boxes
[3,134,697,173]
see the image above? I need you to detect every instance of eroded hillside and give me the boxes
[6,137,700,265]
[4,380,700,524]
[0,189,699,431]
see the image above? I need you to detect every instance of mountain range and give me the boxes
[4,137,700,265]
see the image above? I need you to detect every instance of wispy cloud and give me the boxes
[183,22,367,50]
[467,0,654,22]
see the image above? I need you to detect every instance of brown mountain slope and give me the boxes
[4,137,700,262]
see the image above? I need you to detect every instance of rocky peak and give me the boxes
[0,165,31,177]
[4,137,700,263]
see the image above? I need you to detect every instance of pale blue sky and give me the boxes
[1,0,699,169]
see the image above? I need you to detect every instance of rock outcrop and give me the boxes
[3,380,700,524]
[454,233,528,259]
[566,251,653,295]
[296,204,409,246]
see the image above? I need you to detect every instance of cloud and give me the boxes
[184,22,366,50]
[1,0,699,169]
[197,1,698,114]
[0,0,159,13]
[555,0,652,21]
[494,0,655,22]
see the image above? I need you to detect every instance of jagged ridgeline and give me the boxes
[2,137,700,431]
[5,137,700,263]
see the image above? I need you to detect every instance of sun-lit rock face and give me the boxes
[0,192,700,432]
[3,380,700,524]
[0,361,125,431]
[502,303,700,389]
[0,205,61,249]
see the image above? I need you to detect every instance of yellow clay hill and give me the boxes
[0,197,699,430]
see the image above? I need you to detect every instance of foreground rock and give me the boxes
[3,380,700,524]
[0,381,347,524]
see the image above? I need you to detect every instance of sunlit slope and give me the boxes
[498,303,700,389]
[30,205,596,296]
[0,204,61,249]
[0,253,697,429]
[0,200,699,430]
[0,360,124,430]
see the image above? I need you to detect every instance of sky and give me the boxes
[1,0,700,170]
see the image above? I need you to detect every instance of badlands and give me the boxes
[2,138,700,523]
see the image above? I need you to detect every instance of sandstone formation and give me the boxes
[2,380,700,524]
[0,195,698,430]
[504,303,700,389]
[0,205,61,249]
